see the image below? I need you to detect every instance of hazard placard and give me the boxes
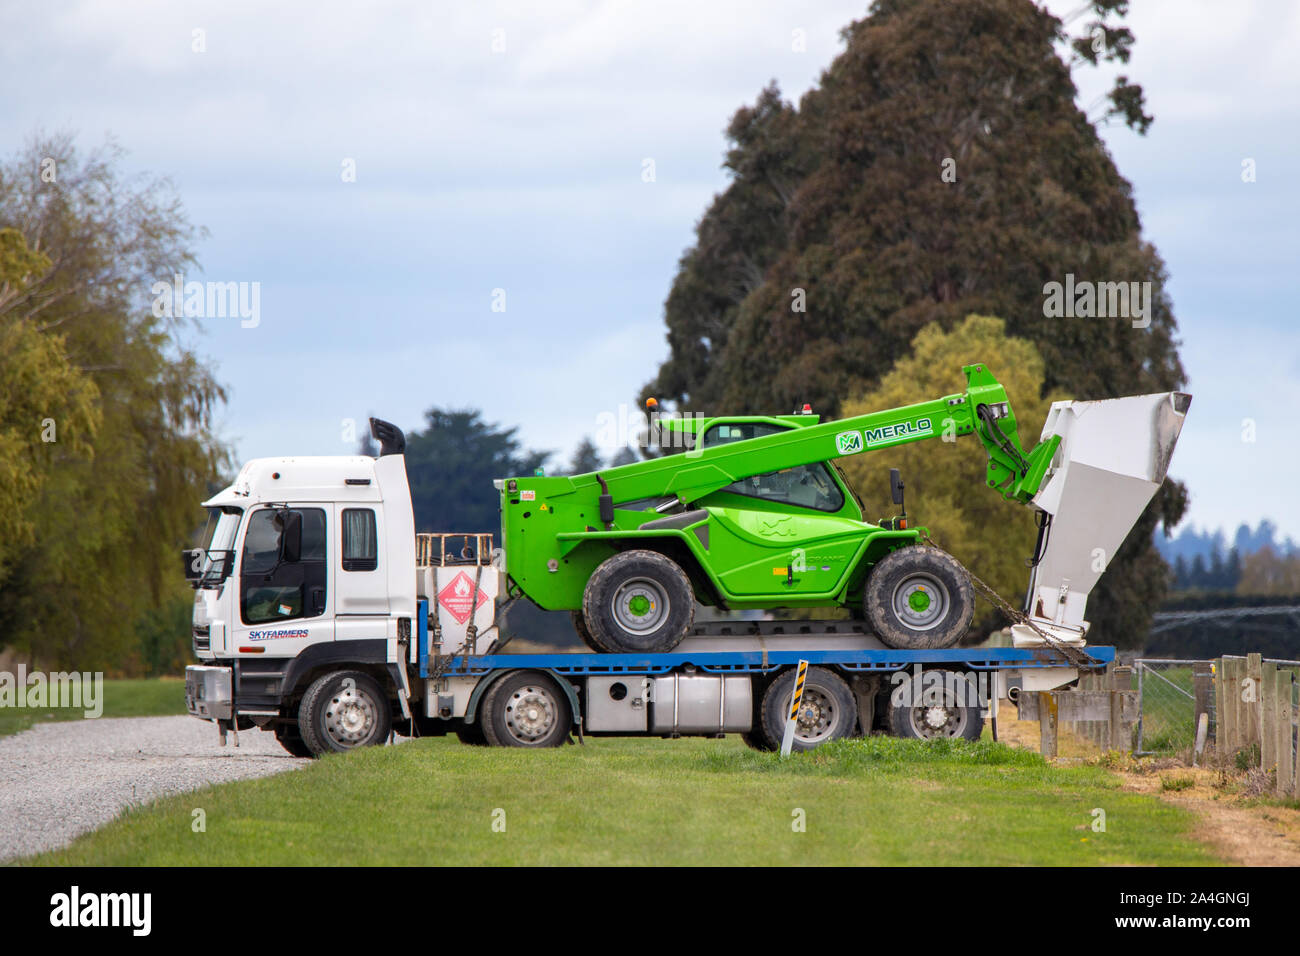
[437,570,489,625]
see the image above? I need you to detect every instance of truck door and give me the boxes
[333,503,390,642]
[231,505,334,655]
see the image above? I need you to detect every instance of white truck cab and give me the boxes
[185,422,422,753]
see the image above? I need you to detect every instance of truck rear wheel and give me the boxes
[480,671,572,747]
[886,668,984,741]
[757,666,856,753]
[866,546,974,650]
[582,550,694,653]
[298,671,392,756]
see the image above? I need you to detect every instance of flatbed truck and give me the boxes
[183,381,1188,754]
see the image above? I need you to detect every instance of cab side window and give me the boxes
[342,509,378,572]
[724,465,845,512]
[702,422,845,512]
[241,508,328,624]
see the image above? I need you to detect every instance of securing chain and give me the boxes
[916,531,1096,668]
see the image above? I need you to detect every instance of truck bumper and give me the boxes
[185,665,233,720]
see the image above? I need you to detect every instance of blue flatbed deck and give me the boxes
[416,599,1113,678]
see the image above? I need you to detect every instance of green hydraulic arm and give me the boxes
[584,363,1059,509]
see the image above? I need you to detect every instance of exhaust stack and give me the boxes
[1012,391,1191,648]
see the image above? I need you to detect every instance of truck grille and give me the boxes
[192,625,210,652]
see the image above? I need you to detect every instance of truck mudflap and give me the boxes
[1015,391,1191,647]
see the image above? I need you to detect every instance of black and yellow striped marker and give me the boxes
[789,660,809,720]
[780,659,810,756]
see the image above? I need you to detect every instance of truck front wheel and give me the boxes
[866,546,974,650]
[480,671,572,747]
[298,671,392,756]
[582,550,694,653]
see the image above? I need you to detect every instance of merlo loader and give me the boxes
[497,364,1190,655]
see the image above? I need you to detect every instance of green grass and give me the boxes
[0,678,186,737]
[31,735,1214,866]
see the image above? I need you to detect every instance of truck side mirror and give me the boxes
[889,468,905,508]
[276,510,303,563]
[182,548,204,585]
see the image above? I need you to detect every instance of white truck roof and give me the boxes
[203,456,384,508]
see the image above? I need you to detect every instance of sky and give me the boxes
[3,0,1298,540]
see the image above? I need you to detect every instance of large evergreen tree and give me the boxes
[643,0,1186,646]
[404,409,549,535]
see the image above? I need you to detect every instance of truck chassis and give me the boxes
[188,598,1111,754]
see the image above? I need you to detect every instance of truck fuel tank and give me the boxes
[649,673,752,735]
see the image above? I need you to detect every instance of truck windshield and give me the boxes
[198,508,241,585]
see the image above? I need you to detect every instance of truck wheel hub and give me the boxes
[923,706,952,730]
[325,688,376,744]
[795,689,834,741]
[893,574,948,630]
[506,687,556,741]
[612,578,669,634]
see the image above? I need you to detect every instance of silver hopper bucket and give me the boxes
[1012,391,1191,648]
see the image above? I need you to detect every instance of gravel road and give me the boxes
[0,716,307,862]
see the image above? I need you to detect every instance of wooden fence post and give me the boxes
[1277,670,1296,797]
[1213,658,1226,753]
[1039,691,1058,758]
[1247,653,1264,763]
[1221,658,1237,754]
[1263,665,1274,780]
[1110,665,1133,752]
[1193,661,1213,742]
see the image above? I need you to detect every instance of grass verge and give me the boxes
[31,734,1214,866]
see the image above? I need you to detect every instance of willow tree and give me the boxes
[0,135,228,670]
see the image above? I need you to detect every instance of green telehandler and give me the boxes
[497,364,1190,655]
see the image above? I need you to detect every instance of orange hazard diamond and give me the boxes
[437,570,489,625]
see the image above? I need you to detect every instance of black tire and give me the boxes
[866,546,974,650]
[297,670,392,756]
[480,671,572,747]
[886,668,984,741]
[274,724,314,758]
[757,666,857,753]
[582,549,694,653]
[741,731,775,752]
[455,722,489,746]
[571,610,612,653]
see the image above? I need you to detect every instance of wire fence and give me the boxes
[1134,659,1212,755]
[1134,656,1300,756]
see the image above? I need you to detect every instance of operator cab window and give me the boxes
[702,422,845,513]
[241,507,328,624]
